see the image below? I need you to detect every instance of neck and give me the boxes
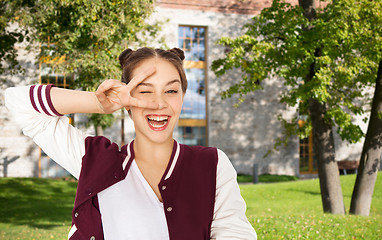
[133,137,174,165]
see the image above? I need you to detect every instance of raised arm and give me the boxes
[5,67,161,178]
[5,85,88,178]
[4,80,134,179]
[51,66,160,115]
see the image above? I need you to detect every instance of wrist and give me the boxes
[92,91,106,114]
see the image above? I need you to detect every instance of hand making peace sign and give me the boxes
[95,66,160,114]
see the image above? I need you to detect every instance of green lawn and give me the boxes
[0,174,381,239]
[0,178,76,240]
[243,173,382,239]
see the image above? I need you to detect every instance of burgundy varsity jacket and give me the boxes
[69,136,218,240]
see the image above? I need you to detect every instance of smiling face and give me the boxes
[129,57,184,144]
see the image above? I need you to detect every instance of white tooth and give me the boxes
[148,116,168,121]
[149,121,167,128]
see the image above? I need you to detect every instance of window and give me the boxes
[176,26,207,146]
[298,120,317,174]
[39,43,73,87]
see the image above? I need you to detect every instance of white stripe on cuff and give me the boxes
[41,85,56,116]
[33,85,45,114]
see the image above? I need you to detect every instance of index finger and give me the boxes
[128,97,159,110]
[124,66,156,93]
[96,79,123,94]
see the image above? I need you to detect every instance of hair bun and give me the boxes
[119,48,134,67]
[169,48,185,61]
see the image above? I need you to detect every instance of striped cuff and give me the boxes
[29,84,63,116]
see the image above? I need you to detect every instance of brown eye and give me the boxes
[166,90,178,94]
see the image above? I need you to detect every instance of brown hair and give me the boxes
[119,47,187,93]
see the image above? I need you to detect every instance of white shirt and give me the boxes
[98,160,170,239]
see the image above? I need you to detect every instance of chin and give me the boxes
[147,135,174,145]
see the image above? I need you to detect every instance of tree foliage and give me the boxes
[212,0,382,215]
[11,0,161,130]
[18,0,158,85]
[0,1,31,80]
[212,0,380,145]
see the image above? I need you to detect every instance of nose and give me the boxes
[152,94,168,110]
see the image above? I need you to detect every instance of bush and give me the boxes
[237,174,299,183]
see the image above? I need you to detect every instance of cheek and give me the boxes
[169,97,183,114]
[129,107,142,120]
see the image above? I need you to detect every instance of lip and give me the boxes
[146,114,171,131]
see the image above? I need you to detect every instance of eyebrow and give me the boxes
[137,79,181,87]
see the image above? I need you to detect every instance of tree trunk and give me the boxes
[308,98,345,214]
[350,60,382,216]
[298,0,316,21]
[95,125,104,136]
[121,109,125,146]
[299,0,345,214]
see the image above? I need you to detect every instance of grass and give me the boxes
[0,178,76,240]
[243,173,382,239]
[0,174,381,239]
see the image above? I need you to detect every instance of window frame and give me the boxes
[178,25,209,146]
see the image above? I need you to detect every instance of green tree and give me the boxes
[342,0,382,216]
[0,1,31,82]
[212,0,381,215]
[13,0,162,134]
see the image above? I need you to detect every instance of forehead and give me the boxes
[132,57,180,84]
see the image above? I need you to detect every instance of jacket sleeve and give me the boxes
[4,85,86,179]
[210,149,257,240]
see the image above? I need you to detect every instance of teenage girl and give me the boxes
[5,47,257,240]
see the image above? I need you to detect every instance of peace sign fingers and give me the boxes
[120,66,159,110]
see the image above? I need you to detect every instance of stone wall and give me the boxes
[0,42,41,177]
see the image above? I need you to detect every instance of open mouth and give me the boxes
[146,115,170,130]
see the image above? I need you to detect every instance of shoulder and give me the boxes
[85,135,114,148]
[178,144,218,170]
[179,145,233,167]
[181,144,217,160]
[83,136,125,161]
[216,149,237,181]
[216,149,233,168]
[84,136,113,149]
[183,144,217,155]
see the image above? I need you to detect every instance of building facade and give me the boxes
[0,0,368,178]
